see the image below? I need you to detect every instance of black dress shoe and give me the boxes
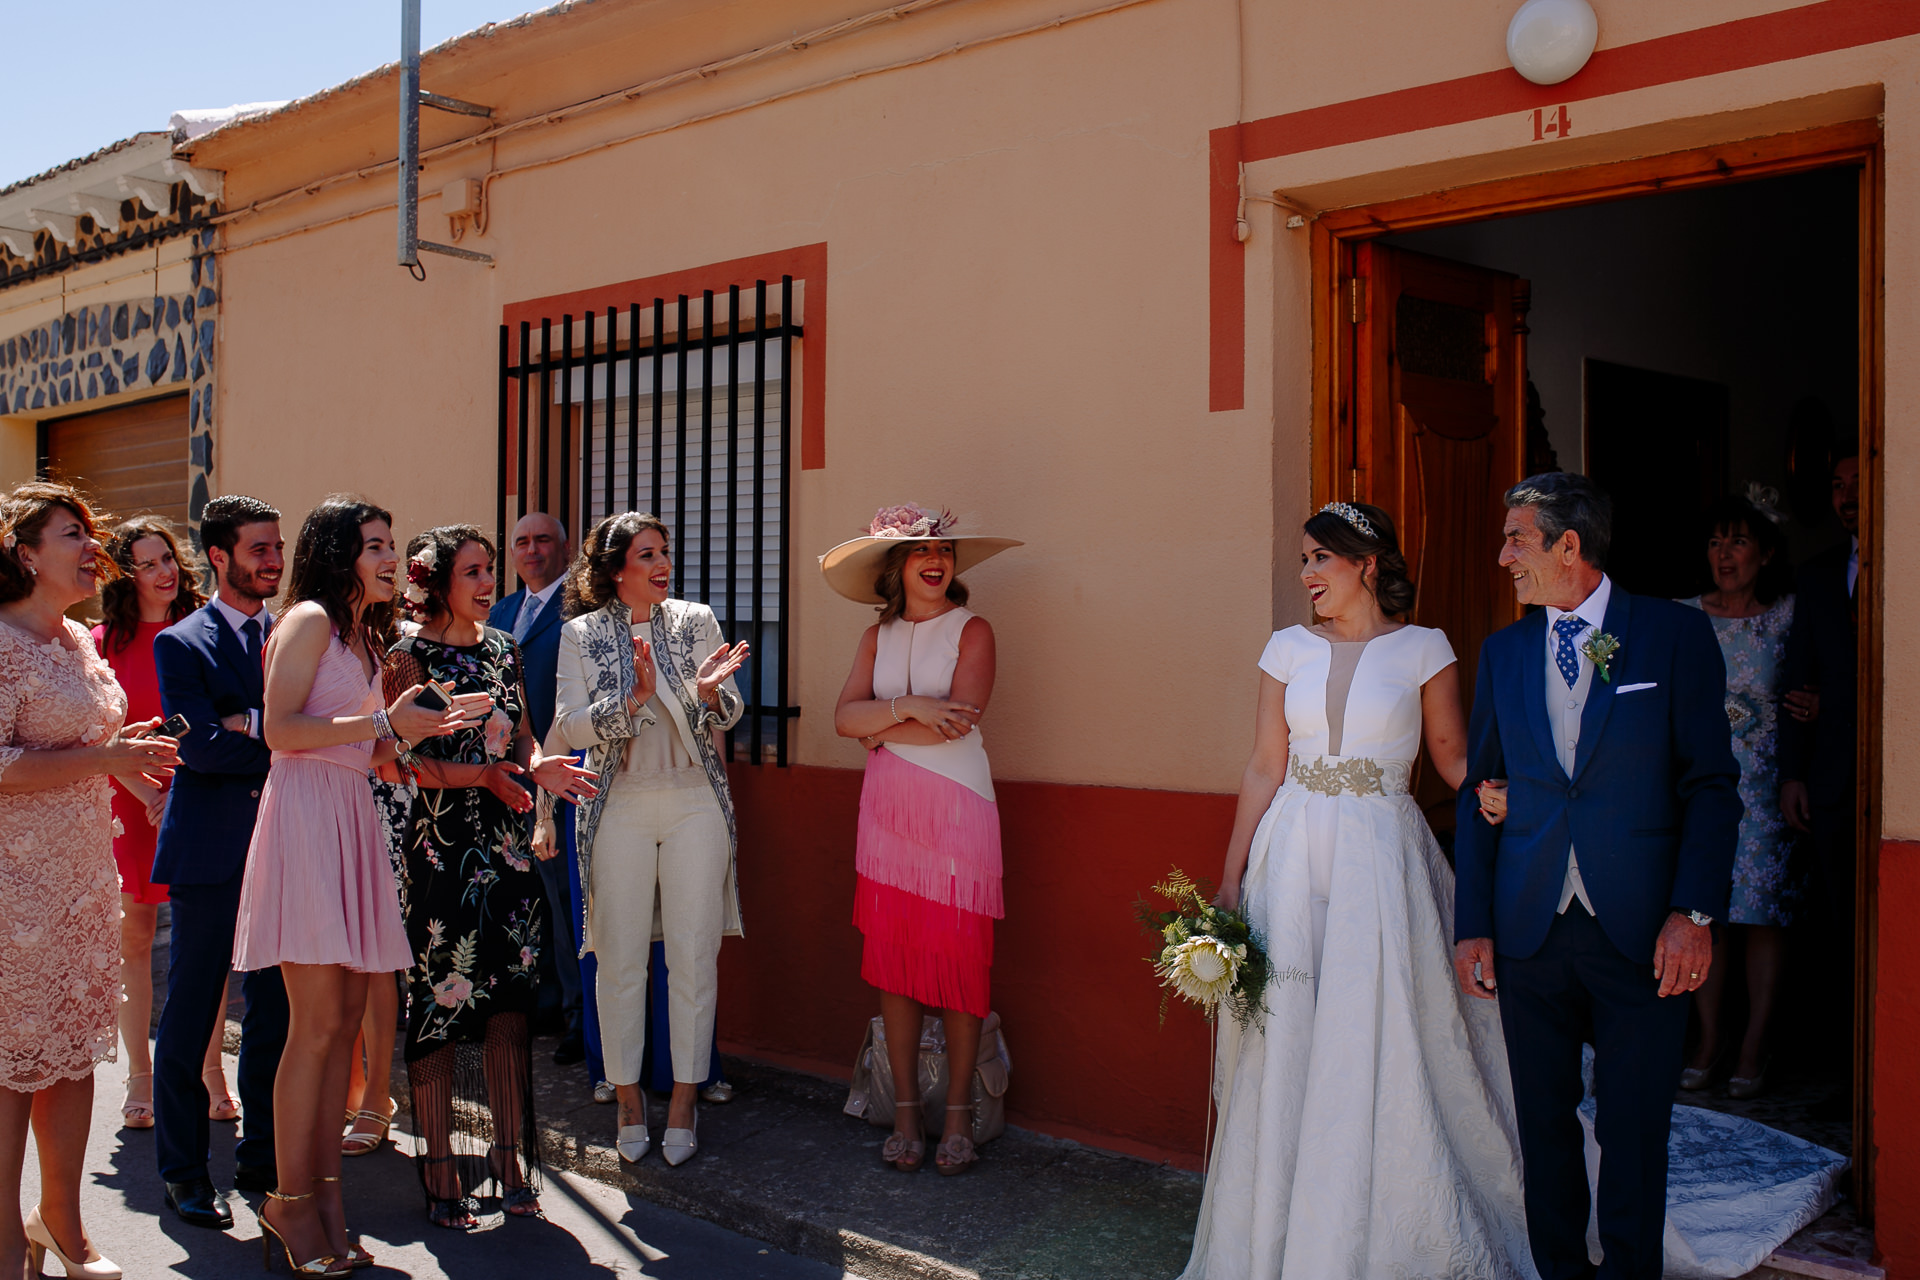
[164,1177,234,1230]
[233,1163,277,1193]
[553,1035,586,1066]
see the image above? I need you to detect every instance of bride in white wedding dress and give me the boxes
[1180,501,1537,1280]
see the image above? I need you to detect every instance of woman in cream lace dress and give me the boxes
[1,482,179,1280]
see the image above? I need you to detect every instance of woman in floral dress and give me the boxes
[385,525,595,1228]
[1680,489,1800,1100]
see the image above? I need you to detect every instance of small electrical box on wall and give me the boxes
[441,178,481,218]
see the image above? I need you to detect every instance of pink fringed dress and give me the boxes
[232,629,411,974]
[854,608,1002,1017]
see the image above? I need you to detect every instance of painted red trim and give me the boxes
[1875,837,1920,1275]
[1207,0,1920,411]
[1209,125,1245,412]
[502,243,829,469]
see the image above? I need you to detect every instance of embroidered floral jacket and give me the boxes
[551,597,746,947]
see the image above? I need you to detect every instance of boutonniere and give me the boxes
[1581,631,1621,683]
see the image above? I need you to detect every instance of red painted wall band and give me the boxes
[503,242,829,470]
[1209,126,1246,413]
[1207,0,1920,411]
[1876,839,1920,1274]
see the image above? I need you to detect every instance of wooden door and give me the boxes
[40,393,191,528]
[1339,244,1528,834]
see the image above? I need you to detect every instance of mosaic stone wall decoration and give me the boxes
[0,223,218,542]
[0,181,214,286]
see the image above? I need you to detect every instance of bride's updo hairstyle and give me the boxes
[1303,501,1416,617]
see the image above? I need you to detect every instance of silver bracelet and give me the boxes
[889,696,905,724]
[372,708,397,742]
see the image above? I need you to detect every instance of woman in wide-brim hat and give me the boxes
[826,505,1019,1178]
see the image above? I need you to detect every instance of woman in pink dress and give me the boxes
[232,496,480,1277]
[1,481,179,1280]
[825,505,1020,1177]
[91,516,239,1132]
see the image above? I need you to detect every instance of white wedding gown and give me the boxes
[1179,625,1848,1280]
[1182,624,1536,1280]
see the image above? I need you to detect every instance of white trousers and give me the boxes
[589,781,729,1087]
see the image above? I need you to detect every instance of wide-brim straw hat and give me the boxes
[818,504,1022,605]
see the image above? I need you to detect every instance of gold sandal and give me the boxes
[312,1177,373,1269]
[880,1098,925,1172]
[259,1190,350,1277]
[340,1102,394,1157]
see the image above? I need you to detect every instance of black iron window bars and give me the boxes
[497,276,798,765]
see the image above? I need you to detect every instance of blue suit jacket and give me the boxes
[151,603,273,887]
[490,587,562,743]
[1777,543,1856,812]
[1454,589,1743,963]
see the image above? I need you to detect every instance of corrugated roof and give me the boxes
[0,133,169,201]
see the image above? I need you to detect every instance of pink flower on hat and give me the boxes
[868,504,954,539]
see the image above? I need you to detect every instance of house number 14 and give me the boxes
[1531,105,1573,141]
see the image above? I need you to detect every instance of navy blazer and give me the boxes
[1777,543,1856,812]
[489,586,562,743]
[1454,589,1743,964]
[151,602,273,887]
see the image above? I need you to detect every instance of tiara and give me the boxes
[1318,502,1378,539]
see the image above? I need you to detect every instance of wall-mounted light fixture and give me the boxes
[1506,0,1598,86]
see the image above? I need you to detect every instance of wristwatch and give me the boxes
[1686,910,1714,927]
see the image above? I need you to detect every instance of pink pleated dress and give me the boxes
[854,608,1003,1017]
[232,629,411,973]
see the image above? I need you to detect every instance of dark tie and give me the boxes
[1553,614,1588,688]
[242,616,262,667]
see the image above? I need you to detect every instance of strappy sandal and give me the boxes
[121,1071,155,1130]
[880,1098,925,1172]
[312,1177,373,1269]
[259,1190,350,1277]
[491,1145,542,1218]
[935,1104,978,1177]
[204,1067,240,1122]
[421,1156,479,1231]
[340,1101,394,1157]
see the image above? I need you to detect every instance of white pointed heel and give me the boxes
[662,1113,698,1167]
[26,1206,122,1280]
[616,1124,651,1162]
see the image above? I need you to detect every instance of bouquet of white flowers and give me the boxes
[1136,867,1271,1031]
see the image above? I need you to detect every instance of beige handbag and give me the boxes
[844,1012,1011,1145]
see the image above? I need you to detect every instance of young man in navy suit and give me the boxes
[488,511,587,1065]
[1454,473,1741,1280]
[151,496,288,1230]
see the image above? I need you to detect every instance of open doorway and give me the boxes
[1313,127,1878,1262]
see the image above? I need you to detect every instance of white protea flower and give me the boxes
[1156,936,1241,1011]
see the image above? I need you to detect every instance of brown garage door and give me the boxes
[40,393,190,529]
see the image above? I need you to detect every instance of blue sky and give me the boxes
[0,1,529,184]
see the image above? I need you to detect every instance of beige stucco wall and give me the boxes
[191,0,1913,813]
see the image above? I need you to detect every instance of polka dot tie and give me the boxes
[1553,614,1589,688]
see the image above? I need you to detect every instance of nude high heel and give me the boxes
[24,1207,120,1280]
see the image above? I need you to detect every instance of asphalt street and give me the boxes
[21,1049,846,1280]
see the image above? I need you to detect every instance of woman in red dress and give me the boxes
[92,517,236,1130]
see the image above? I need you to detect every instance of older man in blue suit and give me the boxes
[151,495,289,1231]
[1454,473,1741,1280]
[489,511,587,1064]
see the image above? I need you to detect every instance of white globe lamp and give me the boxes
[1506,0,1599,86]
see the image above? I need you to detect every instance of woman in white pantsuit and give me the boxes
[537,512,747,1169]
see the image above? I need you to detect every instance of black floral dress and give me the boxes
[391,630,546,1052]
[388,628,546,1205]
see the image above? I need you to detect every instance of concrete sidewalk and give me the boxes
[475,1046,1204,1280]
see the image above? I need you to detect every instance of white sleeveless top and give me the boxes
[871,607,995,802]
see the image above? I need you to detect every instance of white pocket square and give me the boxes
[1616,682,1658,694]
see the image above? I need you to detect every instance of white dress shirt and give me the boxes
[513,578,562,643]
[1543,574,1611,916]
[211,594,273,738]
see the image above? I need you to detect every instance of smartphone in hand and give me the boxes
[414,680,456,712]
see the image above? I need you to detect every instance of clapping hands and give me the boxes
[696,641,749,705]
